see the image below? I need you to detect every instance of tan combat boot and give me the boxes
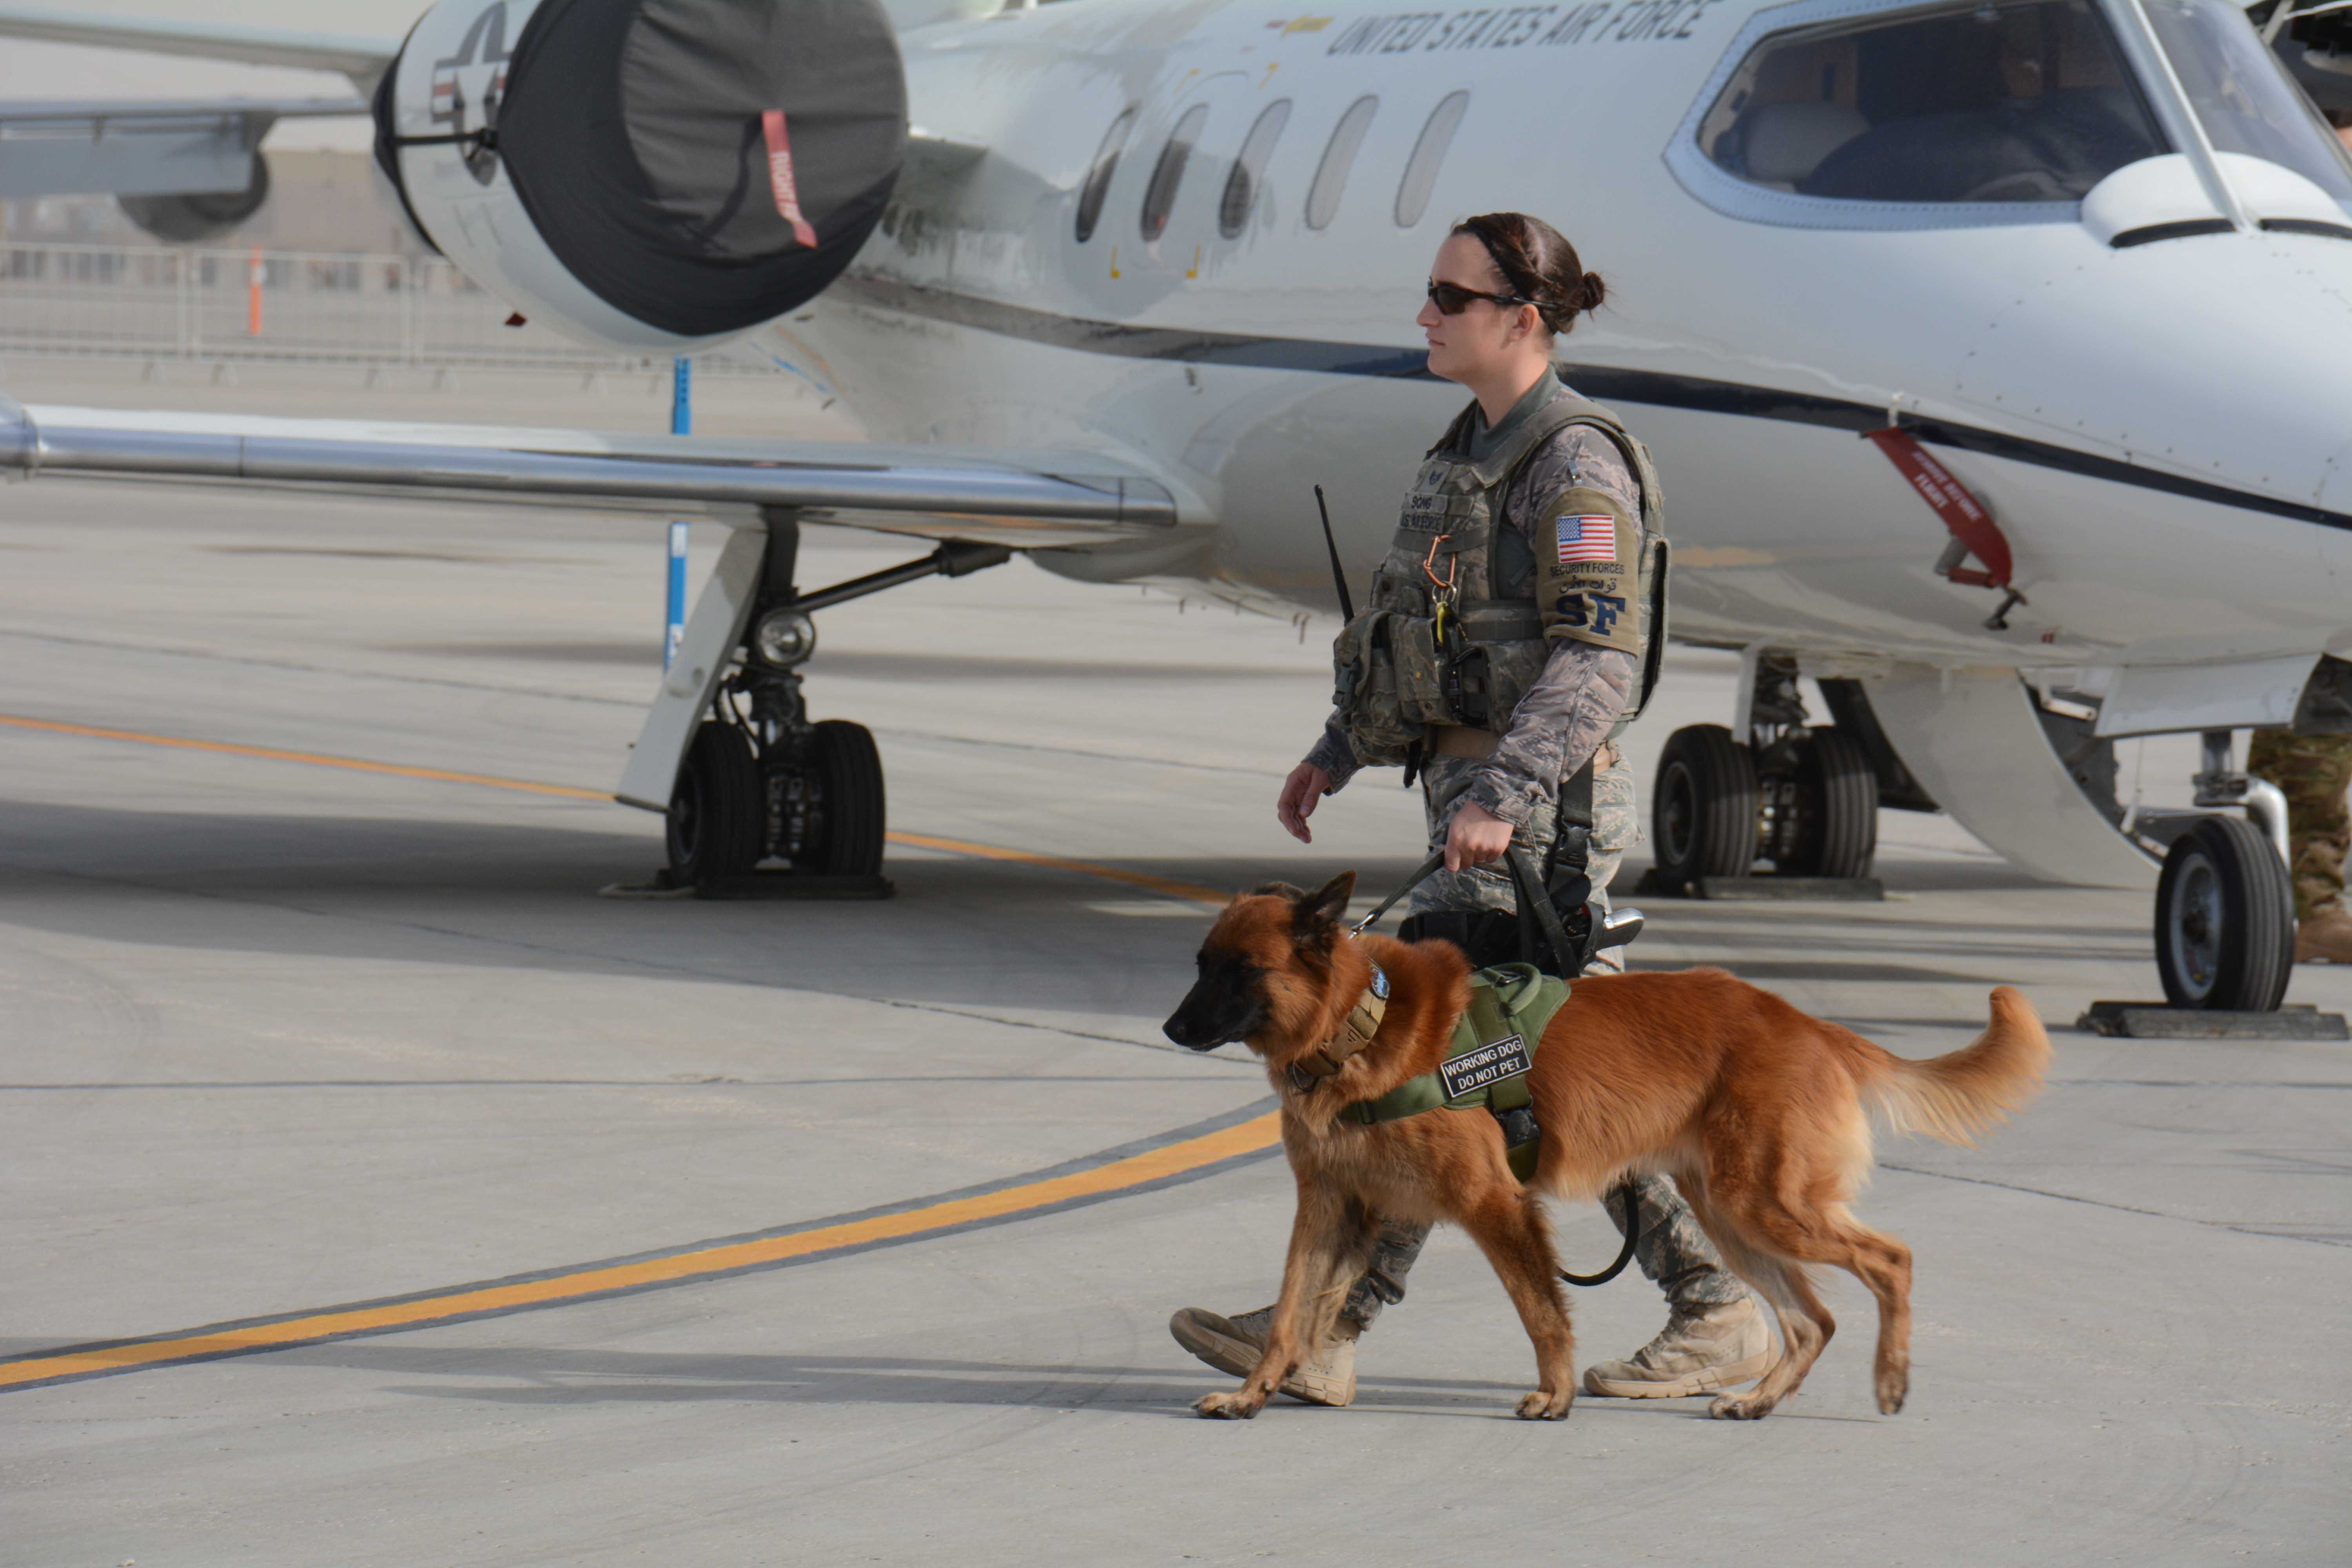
[1169,1305,1359,1406]
[1580,1296,1777,1397]
[2296,911,2352,964]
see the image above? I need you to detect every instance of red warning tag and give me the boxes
[1863,427,2012,588]
[761,109,818,250]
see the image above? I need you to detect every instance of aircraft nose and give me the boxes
[1953,231,2352,507]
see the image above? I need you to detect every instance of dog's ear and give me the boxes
[1250,880,1307,901]
[1296,871,1357,932]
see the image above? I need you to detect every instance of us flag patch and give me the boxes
[1555,515,1617,565]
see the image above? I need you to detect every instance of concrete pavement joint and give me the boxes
[1878,1161,2351,1247]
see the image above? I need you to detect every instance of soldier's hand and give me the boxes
[1445,798,1514,871]
[1278,763,1332,844]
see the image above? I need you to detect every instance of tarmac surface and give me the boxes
[4,364,2348,1566]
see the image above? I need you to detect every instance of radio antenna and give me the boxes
[1314,485,1356,622]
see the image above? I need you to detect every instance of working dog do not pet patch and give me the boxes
[1439,1034,1530,1100]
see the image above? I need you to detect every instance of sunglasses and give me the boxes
[1426,279,1531,315]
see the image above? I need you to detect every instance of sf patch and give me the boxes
[1552,591,1629,638]
[1439,1034,1532,1100]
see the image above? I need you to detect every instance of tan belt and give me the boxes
[1431,730,1623,768]
[1432,726,1499,759]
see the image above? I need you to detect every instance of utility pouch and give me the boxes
[1331,610,1426,766]
[1386,614,1454,726]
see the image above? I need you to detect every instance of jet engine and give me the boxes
[118,153,272,245]
[372,0,906,353]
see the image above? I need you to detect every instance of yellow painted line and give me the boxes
[0,712,1234,907]
[0,1110,1280,1392]
[0,713,608,799]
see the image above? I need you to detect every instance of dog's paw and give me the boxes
[1707,1392,1775,1420]
[1514,1388,1573,1421]
[1194,1390,1264,1421]
[1875,1370,1908,1416]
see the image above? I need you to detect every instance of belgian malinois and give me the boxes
[1161,872,2050,1422]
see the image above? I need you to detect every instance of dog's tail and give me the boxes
[1854,986,2051,1148]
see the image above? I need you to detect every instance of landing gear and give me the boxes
[1650,654,1886,891]
[2140,730,2297,1011]
[1760,726,1878,878]
[1654,724,1757,884]
[2154,816,2294,1011]
[667,721,764,883]
[651,518,1009,893]
[664,659,887,889]
[772,717,886,879]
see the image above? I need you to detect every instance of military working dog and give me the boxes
[1161,873,2050,1422]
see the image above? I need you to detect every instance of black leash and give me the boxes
[1348,849,1446,937]
[1505,844,1585,978]
[1559,1183,1641,1287]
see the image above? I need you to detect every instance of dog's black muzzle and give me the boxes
[1162,955,1267,1051]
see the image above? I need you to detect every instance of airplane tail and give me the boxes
[1855,986,2051,1148]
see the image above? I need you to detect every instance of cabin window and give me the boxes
[1699,0,2166,203]
[1395,91,1469,227]
[1306,95,1379,230]
[1075,107,1135,243]
[1141,104,1212,242]
[1220,99,1292,238]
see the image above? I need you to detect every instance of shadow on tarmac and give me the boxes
[0,798,2105,1011]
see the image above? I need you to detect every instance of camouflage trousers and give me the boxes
[2249,729,2352,920]
[1341,1174,1750,1326]
[1343,743,1748,1325]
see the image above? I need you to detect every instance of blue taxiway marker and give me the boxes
[665,357,691,668]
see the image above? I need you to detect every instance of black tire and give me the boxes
[803,719,886,877]
[1653,724,1760,884]
[1783,726,1879,878]
[2154,815,2293,1011]
[666,722,765,884]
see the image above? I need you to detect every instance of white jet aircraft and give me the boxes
[2,0,2349,1013]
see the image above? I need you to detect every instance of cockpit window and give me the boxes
[2141,0,2352,200]
[1699,0,2168,204]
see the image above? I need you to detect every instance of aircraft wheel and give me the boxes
[800,719,886,877]
[2154,815,2292,1011]
[1782,726,1879,879]
[667,721,765,884]
[1653,724,1759,886]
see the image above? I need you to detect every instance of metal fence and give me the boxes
[0,243,791,376]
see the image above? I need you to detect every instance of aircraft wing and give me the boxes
[0,401,1185,550]
[0,5,397,94]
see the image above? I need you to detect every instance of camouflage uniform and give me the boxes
[1308,376,1748,1325]
[2248,729,2352,922]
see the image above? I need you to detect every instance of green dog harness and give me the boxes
[1339,962,1572,1181]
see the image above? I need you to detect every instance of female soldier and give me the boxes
[1170,212,1774,1406]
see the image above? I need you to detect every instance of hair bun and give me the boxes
[1453,212,1602,338]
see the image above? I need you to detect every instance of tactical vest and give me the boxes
[1339,962,1572,1183]
[1332,383,1670,767]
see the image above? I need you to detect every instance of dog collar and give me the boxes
[1287,961,1391,1092]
